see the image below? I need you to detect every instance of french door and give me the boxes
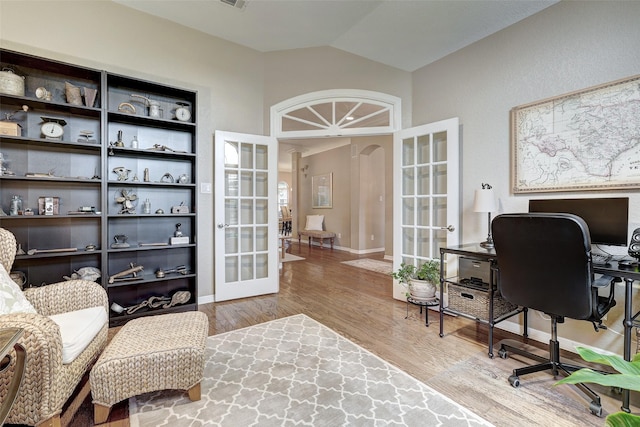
[214,131,279,302]
[392,118,460,300]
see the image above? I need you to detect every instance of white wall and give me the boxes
[263,47,413,132]
[412,0,640,354]
[0,0,265,301]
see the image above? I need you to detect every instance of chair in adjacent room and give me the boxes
[280,205,292,235]
[491,213,617,417]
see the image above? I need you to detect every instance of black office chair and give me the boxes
[492,213,617,417]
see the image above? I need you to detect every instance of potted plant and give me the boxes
[556,347,640,426]
[391,260,440,301]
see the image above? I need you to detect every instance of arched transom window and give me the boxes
[270,89,401,138]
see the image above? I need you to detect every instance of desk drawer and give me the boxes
[459,257,491,286]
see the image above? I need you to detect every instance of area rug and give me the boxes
[129,314,493,427]
[341,258,393,275]
[282,253,305,262]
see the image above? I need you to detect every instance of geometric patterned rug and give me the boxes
[282,253,305,262]
[340,258,393,275]
[129,314,493,426]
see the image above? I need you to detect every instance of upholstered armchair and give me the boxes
[0,228,108,427]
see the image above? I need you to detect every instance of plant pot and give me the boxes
[408,278,437,301]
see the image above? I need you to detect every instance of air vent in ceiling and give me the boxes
[220,0,247,9]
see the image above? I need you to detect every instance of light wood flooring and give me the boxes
[63,243,638,426]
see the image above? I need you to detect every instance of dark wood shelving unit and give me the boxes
[0,48,198,326]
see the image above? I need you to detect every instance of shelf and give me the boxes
[0,214,102,220]
[107,180,195,188]
[0,135,102,151]
[107,213,195,219]
[107,146,195,159]
[0,94,102,117]
[1,48,197,326]
[15,249,101,260]
[1,175,102,184]
[107,272,196,288]
[443,277,492,292]
[107,110,196,129]
[107,243,195,253]
[109,303,197,327]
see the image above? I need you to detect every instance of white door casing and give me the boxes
[392,118,460,301]
[214,130,279,302]
[270,89,401,139]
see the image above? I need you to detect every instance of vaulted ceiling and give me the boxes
[113,0,557,72]
[112,0,558,170]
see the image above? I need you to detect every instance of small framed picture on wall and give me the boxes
[312,173,332,208]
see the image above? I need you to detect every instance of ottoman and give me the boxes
[89,311,208,424]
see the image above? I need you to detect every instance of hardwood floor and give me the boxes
[65,243,637,426]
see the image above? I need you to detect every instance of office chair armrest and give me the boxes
[592,275,615,288]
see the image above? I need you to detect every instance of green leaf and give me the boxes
[605,411,640,427]
[575,347,640,376]
[556,370,640,392]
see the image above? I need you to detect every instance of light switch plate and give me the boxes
[200,182,212,193]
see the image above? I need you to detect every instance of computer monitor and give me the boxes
[528,197,629,246]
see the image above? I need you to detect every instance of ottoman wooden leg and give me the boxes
[188,383,201,401]
[94,403,111,425]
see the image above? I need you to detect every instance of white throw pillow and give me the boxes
[0,264,36,315]
[49,306,107,364]
[305,215,324,231]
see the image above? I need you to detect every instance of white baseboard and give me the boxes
[298,239,382,254]
[493,319,617,357]
[198,294,214,305]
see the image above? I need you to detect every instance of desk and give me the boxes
[440,243,640,412]
[0,328,26,425]
[592,262,640,412]
[439,243,527,358]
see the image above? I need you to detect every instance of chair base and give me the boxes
[499,340,603,417]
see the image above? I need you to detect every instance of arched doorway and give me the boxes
[271,90,400,254]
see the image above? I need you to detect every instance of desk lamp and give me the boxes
[474,183,498,249]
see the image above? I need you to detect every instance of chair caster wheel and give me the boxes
[589,401,602,417]
[508,375,520,388]
[498,348,508,359]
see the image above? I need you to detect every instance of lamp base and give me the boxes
[479,240,494,249]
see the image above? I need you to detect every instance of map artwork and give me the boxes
[511,74,640,193]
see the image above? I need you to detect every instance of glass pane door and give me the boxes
[215,131,278,302]
[393,118,460,301]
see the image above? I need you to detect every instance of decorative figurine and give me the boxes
[108,263,144,284]
[115,130,124,147]
[77,130,97,143]
[112,166,131,181]
[65,81,82,105]
[114,189,137,214]
[83,87,98,107]
[111,234,130,248]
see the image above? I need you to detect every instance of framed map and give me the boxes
[511,74,640,193]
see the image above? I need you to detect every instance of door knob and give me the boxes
[439,225,455,232]
[217,223,229,229]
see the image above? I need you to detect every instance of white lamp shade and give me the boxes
[473,188,497,213]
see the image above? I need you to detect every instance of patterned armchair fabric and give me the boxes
[0,227,108,427]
